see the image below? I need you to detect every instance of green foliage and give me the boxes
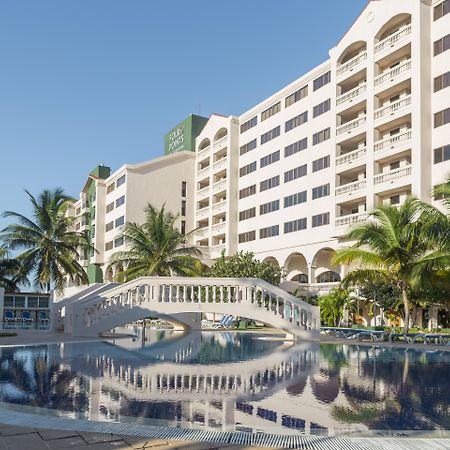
[359,280,402,316]
[319,288,352,327]
[207,251,281,285]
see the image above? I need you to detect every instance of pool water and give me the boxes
[0,330,448,437]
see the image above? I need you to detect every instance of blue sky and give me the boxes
[0,0,367,227]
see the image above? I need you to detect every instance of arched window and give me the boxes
[316,271,341,283]
[291,274,308,284]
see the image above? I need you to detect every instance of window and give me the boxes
[181,200,186,216]
[434,34,450,56]
[434,144,450,163]
[313,128,330,145]
[115,216,125,227]
[390,195,400,204]
[259,225,279,239]
[261,102,281,121]
[116,175,126,187]
[181,220,186,235]
[240,139,257,156]
[239,185,256,199]
[434,183,450,200]
[260,175,280,192]
[285,138,307,157]
[75,207,81,215]
[317,271,341,283]
[260,150,280,168]
[239,207,256,221]
[27,296,38,308]
[285,111,308,132]
[312,183,330,200]
[105,221,113,232]
[313,99,331,118]
[284,190,307,208]
[239,230,256,243]
[284,164,307,183]
[390,161,400,171]
[106,202,114,213]
[434,71,450,92]
[312,155,330,172]
[312,212,330,227]
[105,241,113,251]
[114,236,124,247]
[240,161,257,177]
[284,218,307,234]
[260,200,280,215]
[261,126,280,145]
[115,195,125,207]
[15,296,25,307]
[313,71,331,91]
[4,296,13,307]
[434,0,450,21]
[285,85,308,107]
[181,181,187,197]
[106,184,115,194]
[240,116,257,133]
[434,108,450,128]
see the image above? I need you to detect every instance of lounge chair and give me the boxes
[39,311,49,323]
[4,310,15,323]
[21,311,33,323]
[201,315,235,329]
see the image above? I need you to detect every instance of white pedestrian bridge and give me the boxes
[54,277,320,340]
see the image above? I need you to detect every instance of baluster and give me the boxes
[212,285,217,303]
[220,286,224,303]
[198,285,202,302]
[227,286,232,303]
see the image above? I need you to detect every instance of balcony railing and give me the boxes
[212,222,226,234]
[213,179,227,193]
[213,158,227,171]
[196,206,210,218]
[336,115,367,136]
[197,186,209,198]
[210,243,226,254]
[212,201,227,212]
[335,212,368,227]
[195,227,209,239]
[197,145,211,159]
[374,24,412,55]
[374,165,412,184]
[337,51,367,77]
[374,130,412,152]
[197,166,210,179]
[336,83,367,107]
[336,147,367,166]
[374,59,412,87]
[335,179,367,196]
[213,136,228,149]
[374,95,412,121]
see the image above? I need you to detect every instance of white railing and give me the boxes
[374,165,412,184]
[374,95,412,120]
[196,206,210,218]
[213,136,228,149]
[374,129,412,152]
[335,212,368,227]
[336,115,366,136]
[335,179,367,196]
[197,166,210,179]
[337,51,367,77]
[336,83,367,106]
[197,186,209,198]
[213,158,227,171]
[197,145,211,159]
[374,59,412,87]
[212,201,226,212]
[336,147,367,166]
[194,227,209,239]
[212,222,226,234]
[212,179,227,192]
[374,24,412,54]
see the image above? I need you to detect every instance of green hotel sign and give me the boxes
[164,114,208,155]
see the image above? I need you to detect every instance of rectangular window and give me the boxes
[284,217,307,234]
[285,111,308,132]
[390,161,400,170]
[240,138,257,156]
[106,202,114,213]
[284,190,307,208]
[434,0,450,21]
[105,241,113,251]
[261,126,280,145]
[312,155,330,172]
[313,99,331,118]
[259,225,279,239]
[115,195,125,207]
[114,236,124,247]
[260,150,280,168]
[106,184,115,194]
[434,108,450,128]
[312,183,330,200]
[260,199,280,215]
[434,33,450,56]
[390,195,400,205]
[313,71,331,91]
[240,161,257,177]
[284,138,307,157]
[312,127,331,145]
[239,230,256,243]
[181,200,186,216]
[239,207,256,221]
[312,212,330,227]
[181,220,186,235]
[27,296,38,308]
[38,297,49,308]
[115,216,125,227]
[284,164,307,183]
[116,175,126,187]
[239,185,256,199]
[240,116,257,133]
[434,144,450,163]
[434,71,450,92]
[181,181,187,197]
[285,85,308,107]
[105,221,113,232]
[4,296,13,307]
[261,102,281,121]
[260,175,280,192]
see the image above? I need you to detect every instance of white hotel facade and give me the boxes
[71,0,450,293]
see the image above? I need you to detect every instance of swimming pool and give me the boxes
[0,330,448,437]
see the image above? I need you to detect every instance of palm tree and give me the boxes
[108,203,201,280]
[334,197,450,333]
[0,189,91,292]
[0,247,29,291]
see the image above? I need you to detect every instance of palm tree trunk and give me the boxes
[402,288,410,334]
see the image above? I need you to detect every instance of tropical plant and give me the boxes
[0,247,29,291]
[0,189,90,292]
[108,203,201,280]
[334,196,450,333]
[318,288,352,327]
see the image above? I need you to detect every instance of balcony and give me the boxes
[374,95,411,122]
[197,186,209,198]
[374,165,412,185]
[374,59,411,89]
[374,24,411,56]
[197,145,211,160]
[212,222,226,234]
[335,179,367,197]
[214,136,228,150]
[336,115,366,137]
[213,158,227,171]
[336,83,367,109]
[197,166,210,179]
[374,129,412,152]
[336,51,367,78]
[212,201,226,213]
[212,179,227,193]
[336,147,367,168]
[210,243,226,256]
[335,212,368,227]
[196,206,210,218]
[195,227,209,239]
